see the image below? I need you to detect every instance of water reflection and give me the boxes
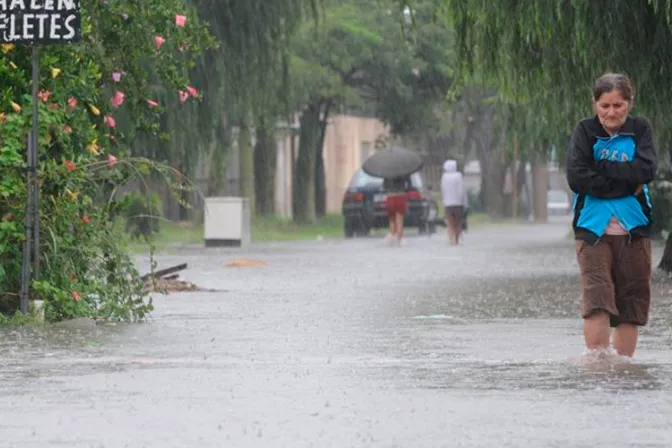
[371,356,665,394]
[570,350,663,391]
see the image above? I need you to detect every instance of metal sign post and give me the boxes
[1,1,82,313]
[31,45,40,282]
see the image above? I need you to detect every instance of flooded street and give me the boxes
[2,217,672,447]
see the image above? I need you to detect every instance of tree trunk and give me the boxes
[514,155,526,218]
[208,120,231,196]
[531,154,549,223]
[238,116,255,213]
[475,137,506,217]
[293,103,321,224]
[315,147,326,218]
[658,233,672,273]
[254,118,278,216]
[315,101,331,218]
[480,160,507,217]
[466,96,507,217]
[178,157,189,222]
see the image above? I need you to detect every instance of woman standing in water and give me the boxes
[566,73,657,357]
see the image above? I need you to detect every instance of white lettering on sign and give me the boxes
[10,0,25,10]
[0,0,80,43]
[58,0,76,10]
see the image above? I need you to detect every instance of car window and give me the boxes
[409,172,423,189]
[349,169,424,189]
[349,170,384,188]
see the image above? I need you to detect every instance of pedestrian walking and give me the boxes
[441,159,466,245]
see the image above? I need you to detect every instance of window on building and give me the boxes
[360,141,372,165]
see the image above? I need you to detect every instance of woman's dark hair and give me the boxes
[593,73,635,103]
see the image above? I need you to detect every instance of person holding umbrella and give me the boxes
[361,146,424,247]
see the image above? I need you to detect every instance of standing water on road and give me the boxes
[2,217,672,447]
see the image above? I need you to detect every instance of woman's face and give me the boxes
[593,90,630,134]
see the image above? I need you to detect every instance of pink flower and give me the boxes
[112,72,122,82]
[37,89,51,103]
[104,115,116,128]
[178,90,189,103]
[64,159,76,172]
[67,96,78,110]
[146,99,159,109]
[107,155,118,168]
[154,35,165,50]
[110,91,125,108]
[72,291,81,302]
[175,14,187,27]
[186,86,198,98]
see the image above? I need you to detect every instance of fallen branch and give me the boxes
[141,263,187,281]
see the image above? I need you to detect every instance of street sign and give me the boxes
[0,0,81,44]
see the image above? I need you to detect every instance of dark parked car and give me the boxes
[341,169,438,237]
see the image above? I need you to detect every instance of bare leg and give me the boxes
[388,216,396,238]
[447,215,458,245]
[583,311,611,350]
[613,324,638,357]
[455,218,462,244]
[395,213,404,241]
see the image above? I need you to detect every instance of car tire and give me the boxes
[344,221,355,238]
[356,224,371,237]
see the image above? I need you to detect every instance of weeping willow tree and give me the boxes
[427,0,672,269]
[136,0,321,217]
[432,0,672,152]
[191,0,321,215]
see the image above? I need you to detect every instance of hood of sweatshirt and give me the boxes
[443,159,457,173]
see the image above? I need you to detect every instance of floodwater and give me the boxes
[2,216,672,447]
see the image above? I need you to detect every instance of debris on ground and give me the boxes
[224,258,268,268]
[141,263,205,293]
[148,277,202,293]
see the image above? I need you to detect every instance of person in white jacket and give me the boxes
[441,159,467,245]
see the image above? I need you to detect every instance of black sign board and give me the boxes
[0,0,81,44]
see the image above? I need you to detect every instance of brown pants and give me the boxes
[444,206,464,239]
[576,235,652,327]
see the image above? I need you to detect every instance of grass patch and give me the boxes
[466,212,492,227]
[120,220,203,253]
[252,214,344,242]
[0,308,44,326]
[119,214,346,251]
[461,212,523,228]
[118,212,523,252]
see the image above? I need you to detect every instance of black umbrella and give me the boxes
[361,146,423,179]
